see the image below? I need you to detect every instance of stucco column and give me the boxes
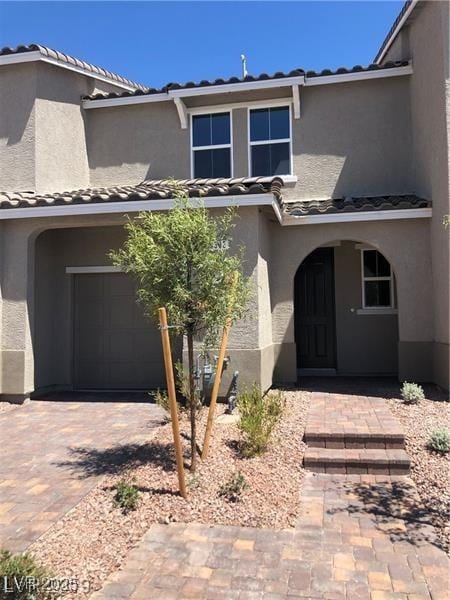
[0,220,38,401]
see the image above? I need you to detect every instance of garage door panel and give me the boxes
[104,329,134,362]
[79,302,104,329]
[77,329,104,362]
[106,273,135,296]
[76,361,107,389]
[74,273,170,390]
[106,296,135,329]
[76,274,103,299]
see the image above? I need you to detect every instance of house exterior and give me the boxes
[0,0,448,403]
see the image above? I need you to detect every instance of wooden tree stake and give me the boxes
[201,272,238,460]
[158,307,187,499]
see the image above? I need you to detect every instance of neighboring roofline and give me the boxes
[0,193,283,223]
[82,62,412,110]
[374,0,419,64]
[282,207,431,226]
[0,45,148,92]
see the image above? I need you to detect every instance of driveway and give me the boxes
[0,400,165,552]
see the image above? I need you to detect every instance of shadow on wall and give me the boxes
[291,78,414,199]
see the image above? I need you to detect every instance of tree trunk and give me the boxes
[187,328,197,472]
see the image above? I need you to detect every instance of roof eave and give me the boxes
[0,50,144,92]
[374,0,419,64]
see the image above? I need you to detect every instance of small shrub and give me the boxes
[154,388,170,412]
[237,384,284,457]
[114,475,140,512]
[401,381,425,404]
[187,472,202,490]
[428,428,450,454]
[218,471,247,502]
[0,549,52,599]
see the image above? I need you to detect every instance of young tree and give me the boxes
[111,188,248,471]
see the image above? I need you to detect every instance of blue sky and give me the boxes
[0,1,404,88]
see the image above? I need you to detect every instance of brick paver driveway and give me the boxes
[0,400,165,552]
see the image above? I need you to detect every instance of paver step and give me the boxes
[304,428,405,449]
[303,447,410,475]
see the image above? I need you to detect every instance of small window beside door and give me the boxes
[361,249,394,308]
[249,106,291,176]
[191,112,232,178]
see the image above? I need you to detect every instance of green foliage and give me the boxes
[400,381,425,404]
[218,471,248,502]
[237,384,284,457]
[153,388,170,412]
[0,549,52,599]
[111,186,249,471]
[114,476,140,512]
[428,428,450,454]
[443,215,449,228]
[110,187,249,349]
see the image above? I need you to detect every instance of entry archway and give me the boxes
[294,241,399,376]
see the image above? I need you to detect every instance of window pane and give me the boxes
[194,149,213,178]
[270,107,290,139]
[376,252,391,277]
[193,115,211,147]
[194,149,231,178]
[250,109,270,142]
[211,113,230,145]
[251,144,271,176]
[211,148,231,178]
[365,281,391,307]
[363,250,377,277]
[251,143,290,176]
[270,142,290,174]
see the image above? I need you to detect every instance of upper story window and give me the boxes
[191,112,232,178]
[361,250,394,308]
[249,106,291,176]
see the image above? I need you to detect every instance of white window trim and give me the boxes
[360,249,395,310]
[190,110,233,179]
[247,104,293,177]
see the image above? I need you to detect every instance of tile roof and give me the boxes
[84,61,410,101]
[284,195,430,217]
[0,44,148,91]
[374,1,415,63]
[0,177,283,211]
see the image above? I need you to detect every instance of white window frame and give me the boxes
[247,103,293,177]
[360,249,395,309]
[190,110,233,179]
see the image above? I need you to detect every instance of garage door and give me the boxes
[73,273,167,390]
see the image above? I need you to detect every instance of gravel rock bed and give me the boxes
[387,391,450,553]
[29,390,310,598]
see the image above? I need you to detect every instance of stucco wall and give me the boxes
[0,63,37,191]
[86,76,414,201]
[334,241,398,374]
[0,60,141,194]
[269,217,432,383]
[87,102,190,186]
[405,0,450,388]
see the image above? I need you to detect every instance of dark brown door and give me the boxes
[294,248,336,369]
[73,273,167,389]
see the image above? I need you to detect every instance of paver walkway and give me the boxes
[93,390,449,599]
[93,472,449,599]
[0,400,164,552]
[303,392,410,474]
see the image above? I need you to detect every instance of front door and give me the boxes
[294,248,336,369]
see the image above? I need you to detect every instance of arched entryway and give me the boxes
[294,241,399,376]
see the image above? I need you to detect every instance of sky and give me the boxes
[0,1,404,88]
